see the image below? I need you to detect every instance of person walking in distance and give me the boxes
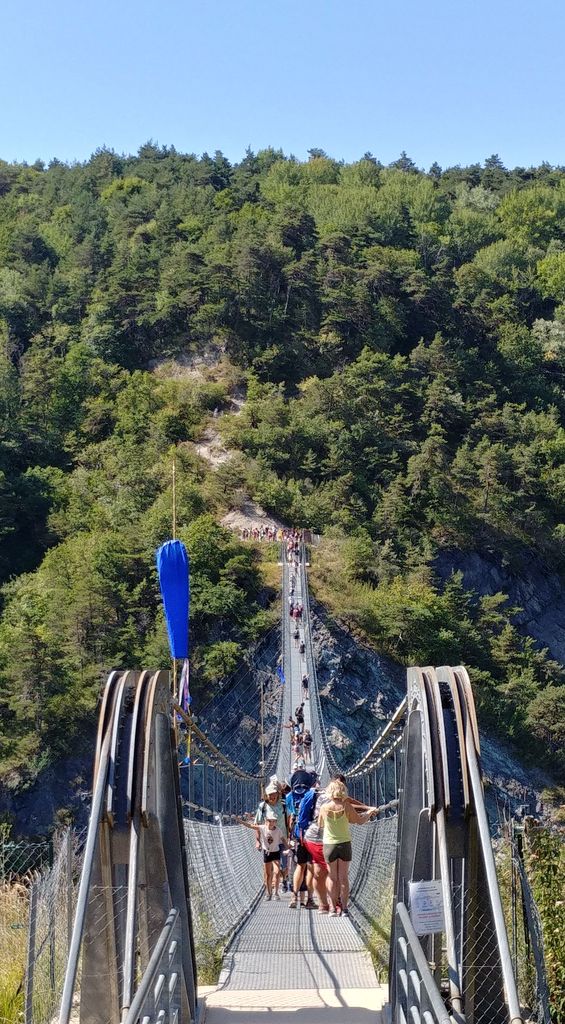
[302,673,309,700]
[294,704,305,730]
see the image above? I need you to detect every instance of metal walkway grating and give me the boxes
[219,891,379,991]
[219,949,379,991]
[231,896,368,954]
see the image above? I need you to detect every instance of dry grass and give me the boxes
[0,880,28,1024]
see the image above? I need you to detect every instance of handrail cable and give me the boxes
[59,727,112,1024]
[174,704,268,782]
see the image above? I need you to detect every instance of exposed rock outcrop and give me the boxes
[310,597,552,815]
[435,548,565,664]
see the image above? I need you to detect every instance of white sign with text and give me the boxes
[409,880,445,936]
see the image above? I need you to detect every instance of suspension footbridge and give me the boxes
[54,543,545,1024]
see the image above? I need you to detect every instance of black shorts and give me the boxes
[324,841,352,864]
[294,842,312,866]
[263,851,281,863]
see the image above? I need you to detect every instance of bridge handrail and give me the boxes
[301,547,340,778]
[346,697,407,776]
[302,545,406,780]
[123,908,181,1024]
[175,703,267,782]
[395,902,452,1024]
[461,674,523,1024]
[58,727,112,1024]
[261,553,288,777]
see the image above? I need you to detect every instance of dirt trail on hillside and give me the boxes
[221,501,286,535]
[195,388,245,468]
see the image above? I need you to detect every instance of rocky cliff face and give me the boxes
[435,548,565,664]
[310,598,552,815]
[311,603,405,762]
[0,748,94,838]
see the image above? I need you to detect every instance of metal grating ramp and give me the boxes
[218,892,379,991]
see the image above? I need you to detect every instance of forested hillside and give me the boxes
[1,144,565,791]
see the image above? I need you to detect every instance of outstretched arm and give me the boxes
[346,804,377,825]
[347,796,372,812]
[237,817,261,833]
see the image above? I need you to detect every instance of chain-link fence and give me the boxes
[0,875,29,1023]
[494,823,552,1024]
[0,829,79,1024]
[23,830,83,1024]
[348,815,398,979]
[184,819,263,982]
[0,833,52,882]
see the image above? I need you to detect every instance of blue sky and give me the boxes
[2,0,564,170]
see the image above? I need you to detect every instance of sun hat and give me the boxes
[265,808,278,821]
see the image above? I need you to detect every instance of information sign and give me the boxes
[409,880,445,936]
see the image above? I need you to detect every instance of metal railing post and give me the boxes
[465,729,523,1024]
[24,880,38,1024]
[66,829,73,954]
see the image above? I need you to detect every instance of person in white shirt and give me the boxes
[238,809,289,900]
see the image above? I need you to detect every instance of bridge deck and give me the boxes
[203,891,386,1021]
[277,553,314,782]
[203,550,386,1022]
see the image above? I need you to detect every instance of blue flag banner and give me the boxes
[276,665,285,685]
[156,540,190,659]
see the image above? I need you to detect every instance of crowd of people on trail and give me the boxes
[239,771,377,911]
[240,525,304,546]
[283,705,313,762]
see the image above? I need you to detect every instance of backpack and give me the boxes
[297,787,318,836]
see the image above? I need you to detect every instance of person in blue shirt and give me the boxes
[297,782,330,912]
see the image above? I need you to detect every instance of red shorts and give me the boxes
[304,840,327,867]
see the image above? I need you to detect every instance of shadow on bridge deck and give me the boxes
[201,892,387,1022]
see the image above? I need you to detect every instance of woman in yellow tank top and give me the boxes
[318,779,376,916]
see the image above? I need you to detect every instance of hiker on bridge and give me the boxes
[254,776,290,893]
[298,782,330,913]
[318,779,377,917]
[292,734,304,758]
[302,729,312,762]
[301,673,309,699]
[254,776,287,834]
[283,715,298,738]
[287,763,317,910]
[238,809,289,901]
